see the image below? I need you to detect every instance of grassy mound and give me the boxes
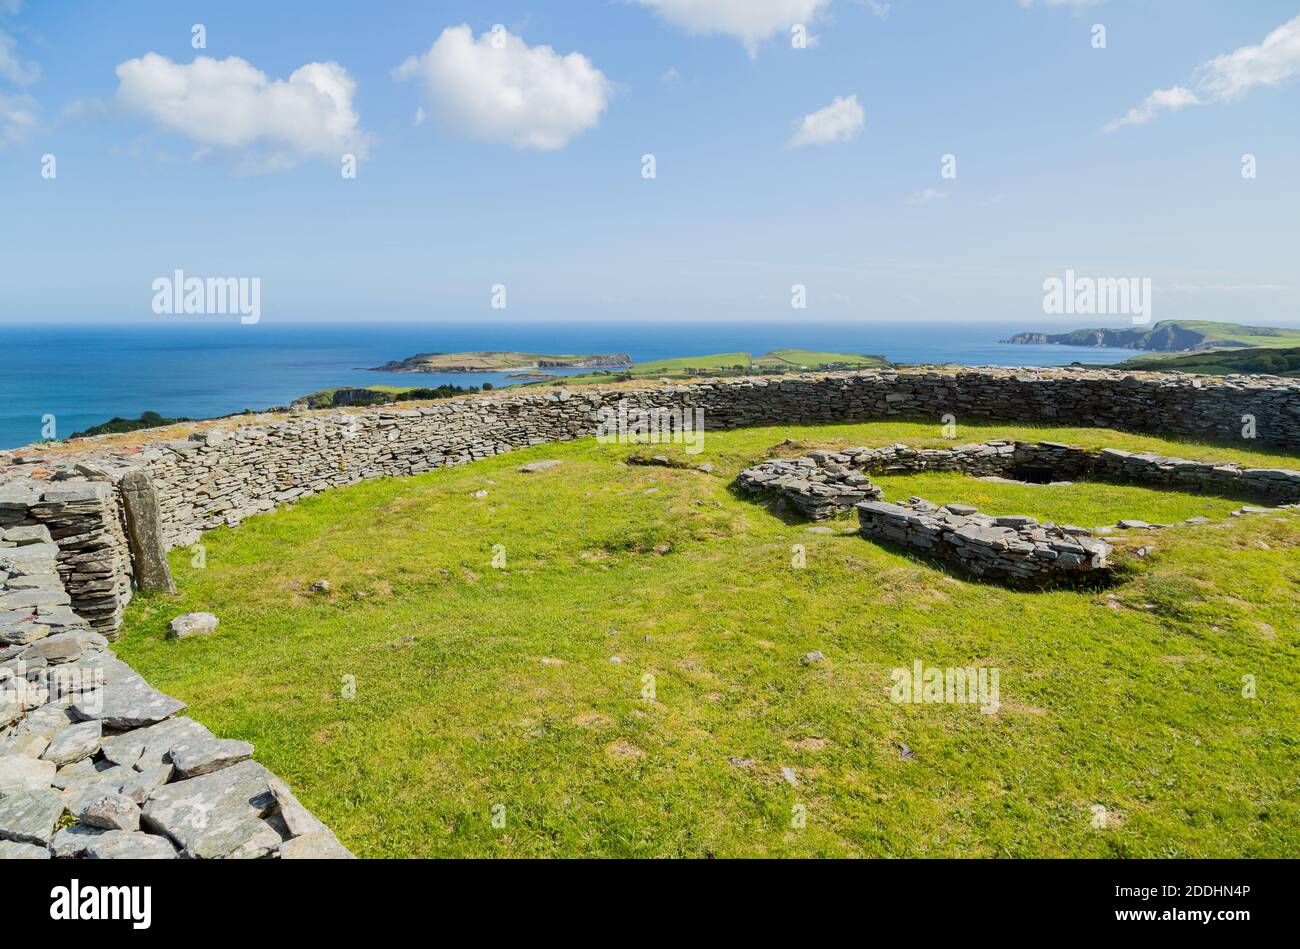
[114,421,1300,857]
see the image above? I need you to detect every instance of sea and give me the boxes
[0,319,1174,451]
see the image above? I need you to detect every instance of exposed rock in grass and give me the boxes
[518,460,563,473]
[166,611,218,640]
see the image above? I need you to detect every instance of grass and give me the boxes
[1118,346,1300,377]
[555,350,889,385]
[1167,321,1300,348]
[113,420,1300,858]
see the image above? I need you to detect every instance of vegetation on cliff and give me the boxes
[71,411,191,439]
[1114,346,1300,377]
[293,384,486,409]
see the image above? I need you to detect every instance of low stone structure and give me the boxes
[736,439,1300,586]
[735,449,884,519]
[856,499,1113,586]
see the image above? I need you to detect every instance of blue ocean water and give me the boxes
[0,320,1147,451]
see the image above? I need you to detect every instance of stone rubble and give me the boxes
[0,540,351,860]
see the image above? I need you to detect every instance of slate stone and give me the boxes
[49,822,105,858]
[99,715,212,770]
[269,776,325,838]
[517,460,563,473]
[141,759,281,859]
[117,765,173,805]
[0,621,50,646]
[19,630,106,666]
[83,830,178,859]
[170,736,254,779]
[0,838,51,858]
[40,720,101,767]
[0,755,56,793]
[79,792,140,831]
[71,670,185,729]
[50,757,102,790]
[0,787,65,845]
[278,829,355,859]
[119,470,177,595]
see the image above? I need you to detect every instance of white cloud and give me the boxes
[1107,15,1300,131]
[113,53,367,169]
[862,1,891,20]
[0,90,34,145]
[634,0,832,56]
[906,187,947,205]
[1195,15,1300,101]
[395,25,611,151]
[0,30,37,85]
[1103,85,1199,132]
[789,94,864,147]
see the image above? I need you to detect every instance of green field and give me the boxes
[555,349,888,385]
[1164,321,1300,348]
[114,421,1300,857]
[1118,346,1300,377]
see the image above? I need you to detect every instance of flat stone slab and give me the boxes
[99,715,212,769]
[0,838,51,858]
[72,670,186,729]
[0,787,65,845]
[0,755,56,793]
[141,759,282,859]
[83,829,178,859]
[40,719,102,767]
[170,736,254,779]
[517,460,563,473]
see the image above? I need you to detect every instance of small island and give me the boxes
[368,352,633,373]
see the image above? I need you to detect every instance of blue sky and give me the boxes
[1,0,1298,325]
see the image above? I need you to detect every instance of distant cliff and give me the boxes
[1002,320,1300,353]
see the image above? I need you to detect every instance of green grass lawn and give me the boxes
[114,420,1300,857]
